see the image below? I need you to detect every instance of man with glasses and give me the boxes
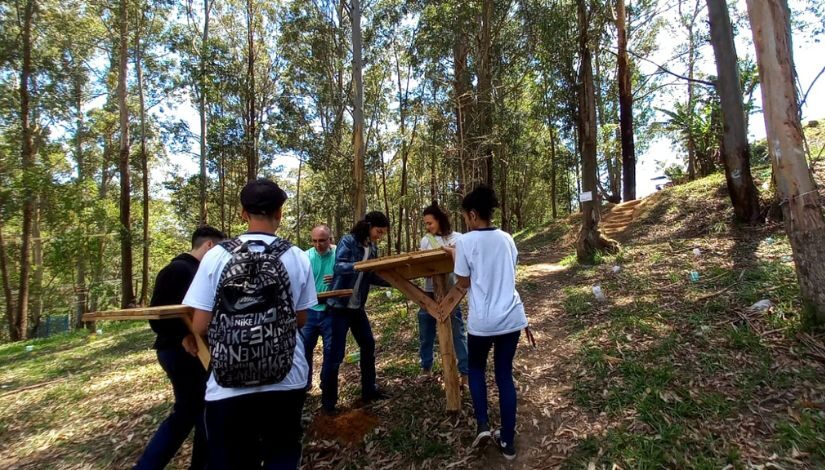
[301,224,336,392]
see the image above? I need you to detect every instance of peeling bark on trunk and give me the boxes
[747,0,825,323]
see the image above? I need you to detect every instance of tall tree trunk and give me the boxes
[295,157,302,245]
[746,0,825,322]
[378,138,393,255]
[135,16,150,305]
[30,199,43,335]
[707,0,761,224]
[477,0,494,187]
[351,0,366,220]
[682,0,700,180]
[453,31,472,194]
[73,61,89,328]
[0,219,15,339]
[617,0,636,201]
[245,0,257,181]
[198,0,211,224]
[550,125,558,219]
[576,0,617,262]
[499,151,509,231]
[117,0,135,309]
[15,0,36,340]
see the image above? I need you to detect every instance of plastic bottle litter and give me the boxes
[689,271,700,282]
[612,265,621,274]
[749,299,773,312]
[693,248,702,257]
[346,351,361,364]
[592,285,606,302]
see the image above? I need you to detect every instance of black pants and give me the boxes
[134,346,208,470]
[204,389,307,469]
[321,307,377,411]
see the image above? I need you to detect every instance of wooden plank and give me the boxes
[433,274,461,411]
[355,248,451,272]
[437,284,467,320]
[181,314,210,369]
[391,257,455,280]
[318,289,353,299]
[377,270,440,315]
[82,313,187,321]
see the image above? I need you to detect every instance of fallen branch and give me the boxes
[0,377,67,398]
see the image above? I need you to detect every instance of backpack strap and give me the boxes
[219,237,245,253]
[264,238,293,258]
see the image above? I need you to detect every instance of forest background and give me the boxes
[0,0,823,341]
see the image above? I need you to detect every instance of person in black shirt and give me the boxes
[134,226,226,470]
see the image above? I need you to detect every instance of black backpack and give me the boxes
[208,237,297,387]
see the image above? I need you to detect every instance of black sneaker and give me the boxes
[363,388,390,403]
[493,429,516,461]
[472,422,492,448]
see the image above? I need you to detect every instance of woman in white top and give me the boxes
[448,185,527,461]
[417,202,469,383]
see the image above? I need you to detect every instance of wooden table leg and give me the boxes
[180,314,211,370]
[434,275,461,411]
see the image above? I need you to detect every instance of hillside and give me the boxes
[2,169,825,468]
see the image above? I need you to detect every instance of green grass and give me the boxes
[777,409,825,464]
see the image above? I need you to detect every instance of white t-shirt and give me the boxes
[183,233,317,401]
[420,232,461,293]
[453,228,527,336]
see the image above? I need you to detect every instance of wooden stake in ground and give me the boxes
[746,0,825,322]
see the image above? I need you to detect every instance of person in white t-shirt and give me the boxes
[182,179,317,469]
[446,185,527,462]
[416,202,468,384]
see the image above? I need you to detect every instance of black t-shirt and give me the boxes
[149,253,199,350]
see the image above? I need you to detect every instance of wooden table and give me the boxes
[355,248,467,411]
[81,289,354,369]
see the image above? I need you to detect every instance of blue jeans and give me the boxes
[134,347,207,470]
[301,309,334,390]
[468,331,520,447]
[204,389,306,469]
[418,304,468,375]
[321,307,378,411]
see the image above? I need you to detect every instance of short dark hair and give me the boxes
[422,201,452,236]
[191,225,226,249]
[350,211,390,244]
[240,178,288,216]
[461,185,499,221]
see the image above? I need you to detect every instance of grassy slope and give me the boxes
[2,168,825,469]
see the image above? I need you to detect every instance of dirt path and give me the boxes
[500,253,589,469]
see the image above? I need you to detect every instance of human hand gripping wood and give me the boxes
[355,248,467,411]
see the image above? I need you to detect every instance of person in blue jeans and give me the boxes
[134,225,226,470]
[321,211,392,415]
[447,185,527,461]
[416,202,468,384]
[302,224,336,391]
